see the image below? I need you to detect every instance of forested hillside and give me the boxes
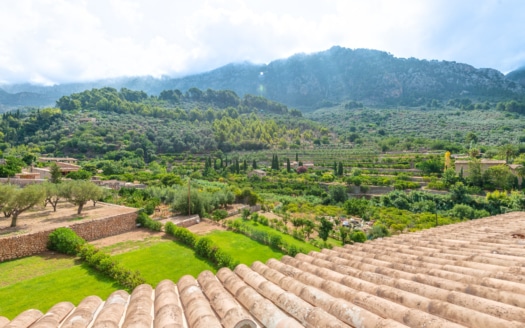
[2,46,524,110]
[0,87,325,161]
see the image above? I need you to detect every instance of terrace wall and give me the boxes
[0,211,138,262]
[0,178,44,187]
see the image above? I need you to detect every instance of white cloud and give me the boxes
[0,0,523,85]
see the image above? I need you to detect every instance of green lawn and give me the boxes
[0,263,120,320]
[0,253,77,288]
[113,241,216,286]
[205,230,284,266]
[0,225,322,320]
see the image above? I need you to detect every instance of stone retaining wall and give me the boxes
[0,178,44,187]
[174,216,200,228]
[0,211,138,262]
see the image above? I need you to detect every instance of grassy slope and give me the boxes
[233,219,320,253]
[112,241,216,286]
[0,253,76,288]
[0,262,120,320]
[205,230,284,265]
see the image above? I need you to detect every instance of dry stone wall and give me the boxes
[0,178,44,187]
[0,211,138,262]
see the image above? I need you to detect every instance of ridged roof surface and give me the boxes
[2,212,525,328]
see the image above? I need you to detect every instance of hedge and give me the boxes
[78,243,145,291]
[47,227,145,291]
[165,222,238,270]
[165,222,196,247]
[136,211,163,231]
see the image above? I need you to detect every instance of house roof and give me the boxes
[2,212,525,327]
[38,157,78,162]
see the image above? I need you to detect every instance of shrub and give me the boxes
[214,249,238,270]
[250,212,259,222]
[269,234,282,249]
[48,227,86,255]
[288,245,299,257]
[259,215,269,226]
[212,209,228,221]
[165,222,197,247]
[136,211,163,231]
[195,237,215,258]
[241,208,251,220]
[292,229,305,241]
[367,224,390,240]
[349,230,367,243]
[143,201,156,215]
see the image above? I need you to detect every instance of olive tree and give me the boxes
[0,184,16,216]
[42,182,67,212]
[3,184,46,227]
[62,180,103,215]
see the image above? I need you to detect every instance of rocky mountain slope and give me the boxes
[2,46,524,110]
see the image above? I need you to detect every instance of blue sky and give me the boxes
[0,0,524,85]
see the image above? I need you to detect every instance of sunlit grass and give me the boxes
[113,241,216,286]
[100,236,169,255]
[205,230,284,266]
[231,218,321,253]
[0,253,76,288]
[0,263,121,320]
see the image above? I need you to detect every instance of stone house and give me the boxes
[454,159,523,184]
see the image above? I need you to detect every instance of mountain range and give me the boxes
[2,46,525,110]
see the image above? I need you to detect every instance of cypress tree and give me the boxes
[286,158,291,172]
[338,162,344,176]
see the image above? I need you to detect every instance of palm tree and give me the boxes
[499,144,517,163]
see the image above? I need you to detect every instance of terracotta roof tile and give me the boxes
[31,302,74,328]
[4,213,525,328]
[2,309,42,328]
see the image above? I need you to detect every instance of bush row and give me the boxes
[136,210,163,231]
[165,222,238,270]
[165,221,197,247]
[225,220,308,257]
[47,227,145,291]
[78,243,146,290]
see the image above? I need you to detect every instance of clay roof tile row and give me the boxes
[1,212,525,327]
